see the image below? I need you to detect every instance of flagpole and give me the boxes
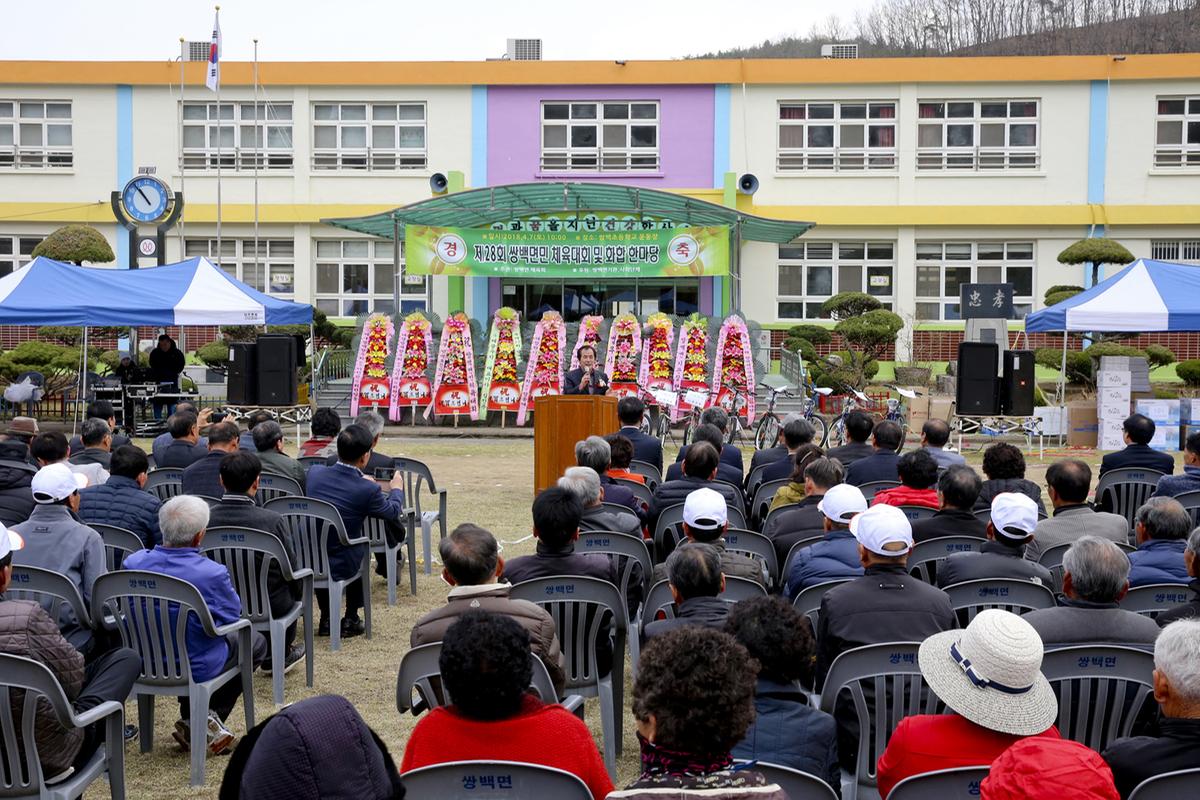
[178,37,186,256]
[214,5,222,268]
[253,38,260,295]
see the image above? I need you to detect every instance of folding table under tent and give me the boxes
[0,256,313,426]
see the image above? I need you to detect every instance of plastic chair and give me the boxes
[263,496,373,652]
[908,536,984,584]
[364,513,417,603]
[143,468,183,502]
[744,463,769,503]
[90,570,256,787]
[1037,542,1074,593]
[6,565,91,641]
[733,760,837,799]
[724,527,780,588]
[576,531,653,676]
[1128,767,1200,800]
[857,480,900,503]
[1095,468,1167,530]
[819,642,936,800]
[400,760,592,800]
[943,578,1057,624]
[762,501,802,536]
[0,653,127,800]
[896,504,938,522]
[885,766,990,800]
[628,459,661,491]
[974,507,1048,525]
[91,523,147,571]
[297,455,326,472]
[612,477,654,512]
[1118,583,1194,619]
[750,478,790,528]
[791,579,852,632]
[640,576,768,640]
[713,479,748,516]
[781,535,831,585]
[510,576,628,777]
[200,526,315,707]
[652,503,687,562]
[391,457,448,576]
[1040,645,1156,752]
[1173,490,1200,526]
[254,472,302,506]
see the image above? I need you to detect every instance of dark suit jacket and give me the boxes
[324,450,393,476]
[181,450,229,498]
[157,439,207,468]
[563,367,611,395]
[675,443,744,483]
[844,450,900,486]
[70,448,112,470]
[761,451,802,484]
[207,494,302,615]
[824,440,876,468]
[748,445,787,479]
[69,433,129,455]
[1099,443,1175,477]
[306,462,405,581]
[910,508,989,543]
[617,425,663,474]
[664,460,744,488]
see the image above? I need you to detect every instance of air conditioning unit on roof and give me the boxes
[507,39,543,61]
[186,41,211,62]
[820,43,859,59]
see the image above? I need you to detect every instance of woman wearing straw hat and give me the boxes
[876,609,1061,798]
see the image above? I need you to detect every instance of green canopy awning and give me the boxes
[322,182,814,243]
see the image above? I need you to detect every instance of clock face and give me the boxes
[121,177,170,224]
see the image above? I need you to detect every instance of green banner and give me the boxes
[404,224,729,278]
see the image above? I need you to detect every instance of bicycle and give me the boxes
[637,387,672,446]
[679,387,711,448]
[751,380,831,450]
[880,383,922,452]
[823,382,871,450]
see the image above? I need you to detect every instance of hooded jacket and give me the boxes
[982,737,1119,800]
[784,528,864,599]
[1127,538,1190,587]
[0,441,35,528]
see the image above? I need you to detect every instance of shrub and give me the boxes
[1177,360,1200,387]
[820,292,882,320]
[196,340,233,373]
[30,225,114,265]
[1044,284,1085,298]
[1145,344,1176,368]
[786,324,833,345]
[1044,290,1083,307]
[1086,342,1147,362]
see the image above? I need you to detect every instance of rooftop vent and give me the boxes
[186,41,211,62]
[506,38,543,61]
[820,43,859,59]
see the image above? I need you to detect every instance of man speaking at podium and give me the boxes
[563,345,610,396]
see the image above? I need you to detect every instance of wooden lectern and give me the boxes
[533,395,618,494]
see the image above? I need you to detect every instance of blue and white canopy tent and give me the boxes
[1025,258,1200,399]
[0,256,313,424]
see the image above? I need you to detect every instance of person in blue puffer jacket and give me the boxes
[784,483,867,600]
[77,445,161,548]
[1128,497,1192,587]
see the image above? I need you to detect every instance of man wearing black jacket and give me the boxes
[562,345,610,396]
[148,334,186,420]
[615,396,662,474]
[1099,413,1176,477]
[0,440,34,528]
[910,464,989,543]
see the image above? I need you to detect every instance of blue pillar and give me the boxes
[115,85,133,269]
[1084,80,1109,289]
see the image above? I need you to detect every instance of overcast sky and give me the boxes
[1,0,877,61]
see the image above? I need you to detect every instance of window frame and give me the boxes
[1153,96,1200,169]
[776,240,896,320]
[311,102,427,172]
[540,100,661,173]
[915,98,1040,172]
[0,234,44,277]
[180,101,294,172]
[776,100,898,172]
[183,238,296,297]
[1151,239,1200,263]
[913,240,1036,321]
[0,100,73,169]
[313,239,427,318]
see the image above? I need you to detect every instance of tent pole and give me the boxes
[1059,330,1068,406]
[309,321,317,410]
[75,325,88,437]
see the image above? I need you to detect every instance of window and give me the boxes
[916,99,1039,171]
[777,101,897,171]
[0,101,72,169]
[184,238,295,296]
[540,101,659,172]
[1151,240,1200,264]
[914,241,1035,320]
[1154,96,1200,168]
[312,103,426,171]
[0,235,42,277]
[181,102,293,171]
[314,240,426,317]
[776,241,895,319]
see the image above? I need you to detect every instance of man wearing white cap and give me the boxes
[11,462,105,653]
[652,488,765,588]
[876,609,1061,798]
[783,482,867,599]
[937,492,1053,588]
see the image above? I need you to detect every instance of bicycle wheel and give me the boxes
[639,410,653,435]
[808,413,829,448]
[828,416,847,449]
[893,414,908,453]
[654,413,671,445]
[753,414,780,450]
[682,421,695,448]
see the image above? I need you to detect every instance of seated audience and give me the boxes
[783,483,867,599]
[4,415,38,449]
[12,463,103,653]
[0,437,35,527]
[32,430,106,487]
[71,417,113,471]
[726,596,840,793]
[921,418,966,470]
[911,464,989,543]
[844,420,903,486]
[673,406,744,481]
[824,411,876,468]
[764,457,844,564]
[1157,526,1200,626]
[561,466,641,537]
[252,420,307,491]
[1128,497,1191,586]
[1152,431,1200,498]
[748,412,796,479]
[0,525,141,781]
[324,409,398,475]
[665,423,744,487]
[766,443,825,512]
[576,435,644,521]
[760,418,818,483]
[1099,413,1175,477]
[938,493,1053,588]
[299,407,340,458]
[79,444,162,548]
[877,610,1060,799]
[401,611,613,800]
[68,400,130,455]
[1026,459,1129,561]
[1102,619,1200,797]
[219,694,405,800]
[180,421,241,498]
[411,523,565,694]
[307,424,405,638]
[617,395,663,474]
[650,442,741,530]
[238,410,273,452]
[605,433,645,484]
[643,543,729,641]
[156,411,209,468]
[871,448,940,508]
[983,733,1120,800]
[124,496,268,755]
[153,403,211,464]
[1023,536,1161,650]
[610,626,784,800]
[975,442,1046,513]
[207,451,304,673]
[652,488,764,588]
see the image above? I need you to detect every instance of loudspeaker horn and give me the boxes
[737,173,759,195]
[429,172,448,194]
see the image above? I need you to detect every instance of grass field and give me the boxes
[81,433,1179,798]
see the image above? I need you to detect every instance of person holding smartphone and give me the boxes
[563,345,610,396]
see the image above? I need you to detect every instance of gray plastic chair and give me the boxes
[91,523,147,571]
[1040,645,1156,752]
[297,455,326,472]
[640,576,768,640]
[400,759,592,800]
[1095,468,1167,530]
[791,579,852,631]
[818,642,935,800]
[942,578,1057,624]
[263,495,372,652]
[762,501,802,536]
[885,766,990,799]
[628,459,662,490]
[908,536,983,584]
[6,564,91,641]
[90,570,256,787]
[857,480,900,503]
[254,472,302,505]
[143,468,183,502]
[652,503,687,562]
[1128,767,1200,800]
[364,513,417,603]
[1118,583,1194,619]
[391,457,448,576]
[0,653,127,800]
[612,477,654,512]
[1173,490,1200,526]
[732,760,837,799]
[713,481,748,518]
[896,504,938,522]
[1037,542,1074,593]
[510,575,628,777]
[744,463,769,502]
[597,502,642,527]
[576,531,653,676]
[200,526,315,706]
[724,527,780,588]
[751,478,790,528]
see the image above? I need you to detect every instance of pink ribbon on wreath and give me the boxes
[671,320,707,422]
[426,314,479,420]
[517,313,565,426]
[350,313,394,418]
[638,316,675,389]
[604,314,642,384]
[570,315,604,370]
[711,314,756,422]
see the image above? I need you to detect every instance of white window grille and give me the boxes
[184,238,295,296]
[0,101,72,169]
[0,235,43,277]
[777,241,896,320]
[313,240,426,317]
[916,99,1039,171]
[914,241,1035,321]
[777,101,897,171]
[312,103,426,171]
[181,102,293,171]
[1154,96,1200,168]
[540,101,659,172]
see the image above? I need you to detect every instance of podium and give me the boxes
[533,395,618,494]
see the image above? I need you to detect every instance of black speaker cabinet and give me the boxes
[1001,349,1036,417]
[256,335,298,405]
[956,341,1000,415]
[227,342,257,405]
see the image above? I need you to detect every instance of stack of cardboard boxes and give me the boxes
[1097,369,1132,451]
